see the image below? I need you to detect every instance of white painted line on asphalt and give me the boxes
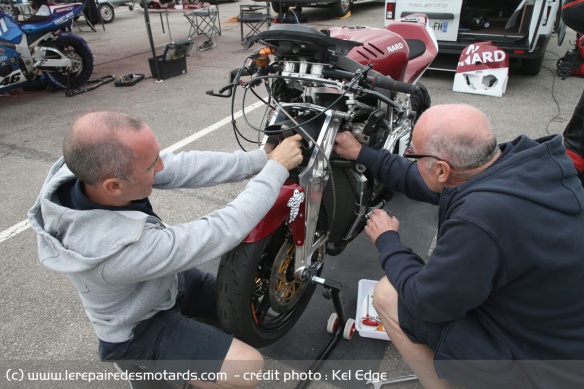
[0,101,264,245]
[163,101,265,153]
[0,219,31,244]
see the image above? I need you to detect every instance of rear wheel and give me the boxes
[520,55,545,76]
[43,35,94,90]
[217,224,324,347]
[271,1,290,15]
[99,3,115,23]
[331,0,350,17]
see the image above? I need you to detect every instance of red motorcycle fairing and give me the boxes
[329,26,409,82]
[385,14,439,84]
[243,180,306,245]
[329,14,438,85]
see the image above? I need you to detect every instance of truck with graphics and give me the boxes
[384,0,565,75]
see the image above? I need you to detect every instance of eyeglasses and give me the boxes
[404,146,449,164]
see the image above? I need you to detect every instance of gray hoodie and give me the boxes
[28,148,289,343]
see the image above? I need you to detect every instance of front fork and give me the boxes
[293,106,339,281]
[247,103,411,281]
[247,103,342,280]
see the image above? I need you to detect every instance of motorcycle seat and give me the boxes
[20,14,52,26]
[405,39,426,61]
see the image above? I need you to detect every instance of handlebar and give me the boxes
[332,55,419,95]
[208,51,419,100]
[321,67,418,95]
[367,70,419,95]
[206,66,254,98]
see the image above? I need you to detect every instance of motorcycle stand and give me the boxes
[295,275,354,389]
[64,74,116,97]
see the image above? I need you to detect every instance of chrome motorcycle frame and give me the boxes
[262,59,414,280]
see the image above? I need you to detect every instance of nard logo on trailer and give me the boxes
[452,42,509,97]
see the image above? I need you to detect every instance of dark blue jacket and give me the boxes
[357,135,584,386]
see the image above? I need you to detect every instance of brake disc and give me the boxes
[268,241,307,313]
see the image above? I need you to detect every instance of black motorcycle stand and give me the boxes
[295,275,353,389]
[65,75,116,97]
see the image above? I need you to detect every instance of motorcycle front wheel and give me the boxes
[44,35,94,90]
[216,224,322,347]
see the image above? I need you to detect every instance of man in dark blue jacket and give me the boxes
[334,104,584,388]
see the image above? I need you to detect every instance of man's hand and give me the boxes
[268,134,303,170]
[365,209,400,244]
[263,142,275,154]
[333,131,363,160]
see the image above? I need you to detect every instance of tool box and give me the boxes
[148,40,194,80]
[148,56,187,80]
[356,279,390,341]
[114,74,145,87]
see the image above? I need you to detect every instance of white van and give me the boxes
[384,0,564,75]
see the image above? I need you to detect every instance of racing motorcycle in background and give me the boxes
[0,3,93,94]
[208,15,438,347]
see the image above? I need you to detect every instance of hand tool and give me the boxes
[366,374,418,389]
[362,294,379,326]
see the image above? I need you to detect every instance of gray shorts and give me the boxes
[99,268,233,385]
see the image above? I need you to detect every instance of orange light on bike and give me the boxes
[254,47,273,67]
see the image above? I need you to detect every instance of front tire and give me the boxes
[43,35,94,90]
[99,4,115,23]
[216,225,322,347]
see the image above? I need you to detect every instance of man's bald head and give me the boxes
[414,104,498,171]
[63,112,148,186]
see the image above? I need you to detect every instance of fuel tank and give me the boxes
[329,26,409,82]
[0,12,23,44]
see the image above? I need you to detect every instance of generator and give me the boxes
[557,34,584,79]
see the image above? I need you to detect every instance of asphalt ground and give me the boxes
[0,2,582,388]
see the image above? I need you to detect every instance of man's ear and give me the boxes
[102,178,123,197]
[435,161,451,184]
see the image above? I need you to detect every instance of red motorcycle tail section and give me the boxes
[385,14,439,83]
[329,26,409,82]
[243,181,306,245]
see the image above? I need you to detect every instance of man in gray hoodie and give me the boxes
[28,111,304,389]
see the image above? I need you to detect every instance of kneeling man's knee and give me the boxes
[373,276,399,323]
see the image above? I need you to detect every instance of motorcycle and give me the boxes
[208,15,438,347]
[0,3,93,94]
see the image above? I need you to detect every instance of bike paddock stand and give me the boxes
[295,275,355,389]
[65,75,116,97]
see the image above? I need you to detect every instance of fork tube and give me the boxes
[295,112,340,278]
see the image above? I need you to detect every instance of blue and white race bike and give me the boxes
[0,3,93,93]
